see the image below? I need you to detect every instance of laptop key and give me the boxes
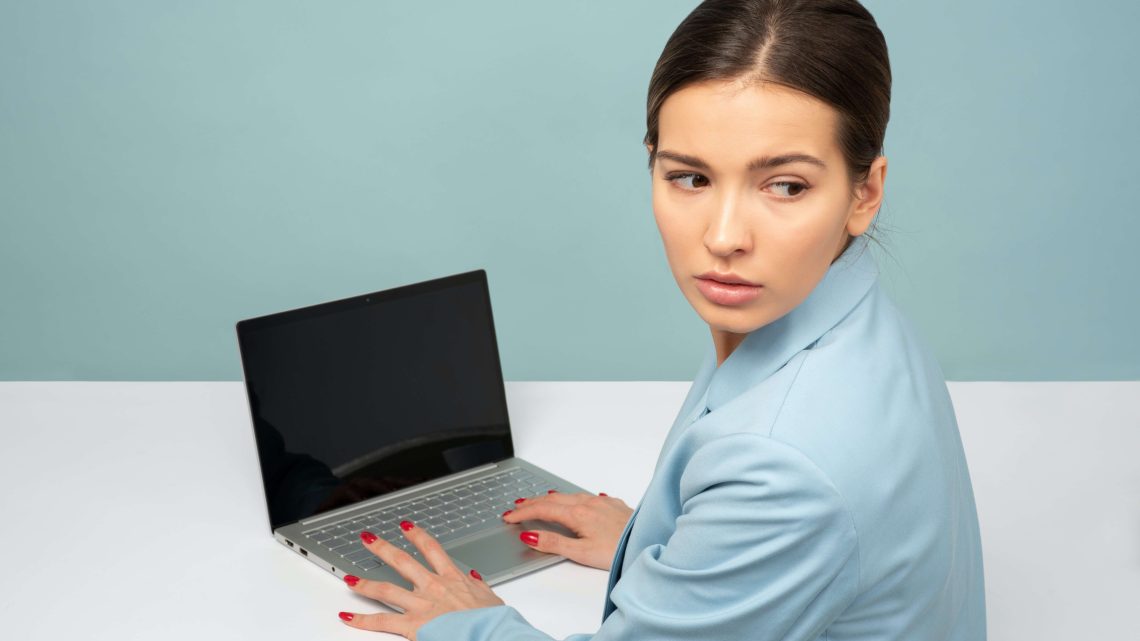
[356,558,383,570]
[469,519,500,534]
[337,537,365,550]
[327,539,354,551]
[344,548,374,563]
[422,522,446,535]
[435,528,467,545]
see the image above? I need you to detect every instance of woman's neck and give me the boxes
[710,328,749,368]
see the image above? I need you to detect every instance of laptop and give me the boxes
[236,269,588,597]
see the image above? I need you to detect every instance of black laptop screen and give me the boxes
[237,270,513,530]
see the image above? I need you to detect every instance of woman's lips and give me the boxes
[694,277,763,306]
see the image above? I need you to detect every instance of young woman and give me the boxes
[337,1,986,639]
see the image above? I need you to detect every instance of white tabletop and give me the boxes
[0,381,1137,640]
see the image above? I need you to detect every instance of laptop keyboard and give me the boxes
[304,468,557,571]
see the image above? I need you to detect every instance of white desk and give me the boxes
[0,382,1137,640]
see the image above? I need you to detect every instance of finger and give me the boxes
[502,499,579,526]
[397,520,464,579]
[359,531,433,589]
[339,610,409,636]
[518,528,586,557]
[504,492,612,527]
[344,574,423,612]
[505,493,591,520]
[511,491,591,507]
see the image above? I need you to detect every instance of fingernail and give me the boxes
[344,574,360,587]
[360,531,378,544]
[501,509,513,518]
[338,612,355,622]
[547,489,557,494]
[599,492,608,497]
[470,569,483,580]
[400,520,415,531]
[514,497,526,504]
[520,531,539,546]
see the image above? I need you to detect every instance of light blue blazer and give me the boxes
[419,233,986,640]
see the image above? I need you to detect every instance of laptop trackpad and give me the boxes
[448,520,574,578]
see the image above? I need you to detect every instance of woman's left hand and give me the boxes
[338,521,505,639]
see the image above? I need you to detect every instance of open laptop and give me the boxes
[236,269,588,595]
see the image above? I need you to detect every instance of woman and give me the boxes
[338,0,986,638]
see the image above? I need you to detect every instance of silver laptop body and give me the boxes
[236,269,587,594]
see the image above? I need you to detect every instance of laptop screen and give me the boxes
[237,270,513,530]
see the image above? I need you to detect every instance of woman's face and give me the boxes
[650,79,886,338]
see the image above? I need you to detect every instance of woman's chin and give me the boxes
[693,302,773,335]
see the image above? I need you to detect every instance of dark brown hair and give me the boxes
[645,0,892,250]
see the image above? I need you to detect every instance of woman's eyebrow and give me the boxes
[656,149,827,171]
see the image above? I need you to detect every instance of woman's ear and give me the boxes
[847,155,887,236]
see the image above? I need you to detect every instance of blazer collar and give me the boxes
[704,233,879,413]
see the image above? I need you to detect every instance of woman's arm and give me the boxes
[416,432,860,641]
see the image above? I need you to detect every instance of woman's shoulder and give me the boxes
[780,283,952,429]
[771,285,955,458]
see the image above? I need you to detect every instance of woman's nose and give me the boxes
[703,192,752,257]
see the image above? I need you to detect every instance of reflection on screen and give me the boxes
[238,274,512,530]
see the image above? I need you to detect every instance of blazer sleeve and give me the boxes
[416,432,861,641]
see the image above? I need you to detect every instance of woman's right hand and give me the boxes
[501,491,634,570]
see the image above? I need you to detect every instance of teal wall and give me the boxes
[1,1,1136,381]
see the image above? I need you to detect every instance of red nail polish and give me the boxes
[339,612,355,622]
[520,531,539,546]
[514,497,526,504]
[360,531,378,544]
[400,520,415,531]
[501,509,513,517]
[470,569,483,580]
[547,489,557,494]
[344,574,360,587]
[599,493,608,497]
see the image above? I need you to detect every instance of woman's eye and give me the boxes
[666,172,709,190]
[770,181,808,198]
[666,173,808,199]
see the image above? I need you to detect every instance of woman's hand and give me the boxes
[338,522,504,639]
[502,491,634,570]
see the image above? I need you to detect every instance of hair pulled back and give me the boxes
[645,0,891,227]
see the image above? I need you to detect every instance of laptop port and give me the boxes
[300,548,309,557]
[286,540,294,548]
